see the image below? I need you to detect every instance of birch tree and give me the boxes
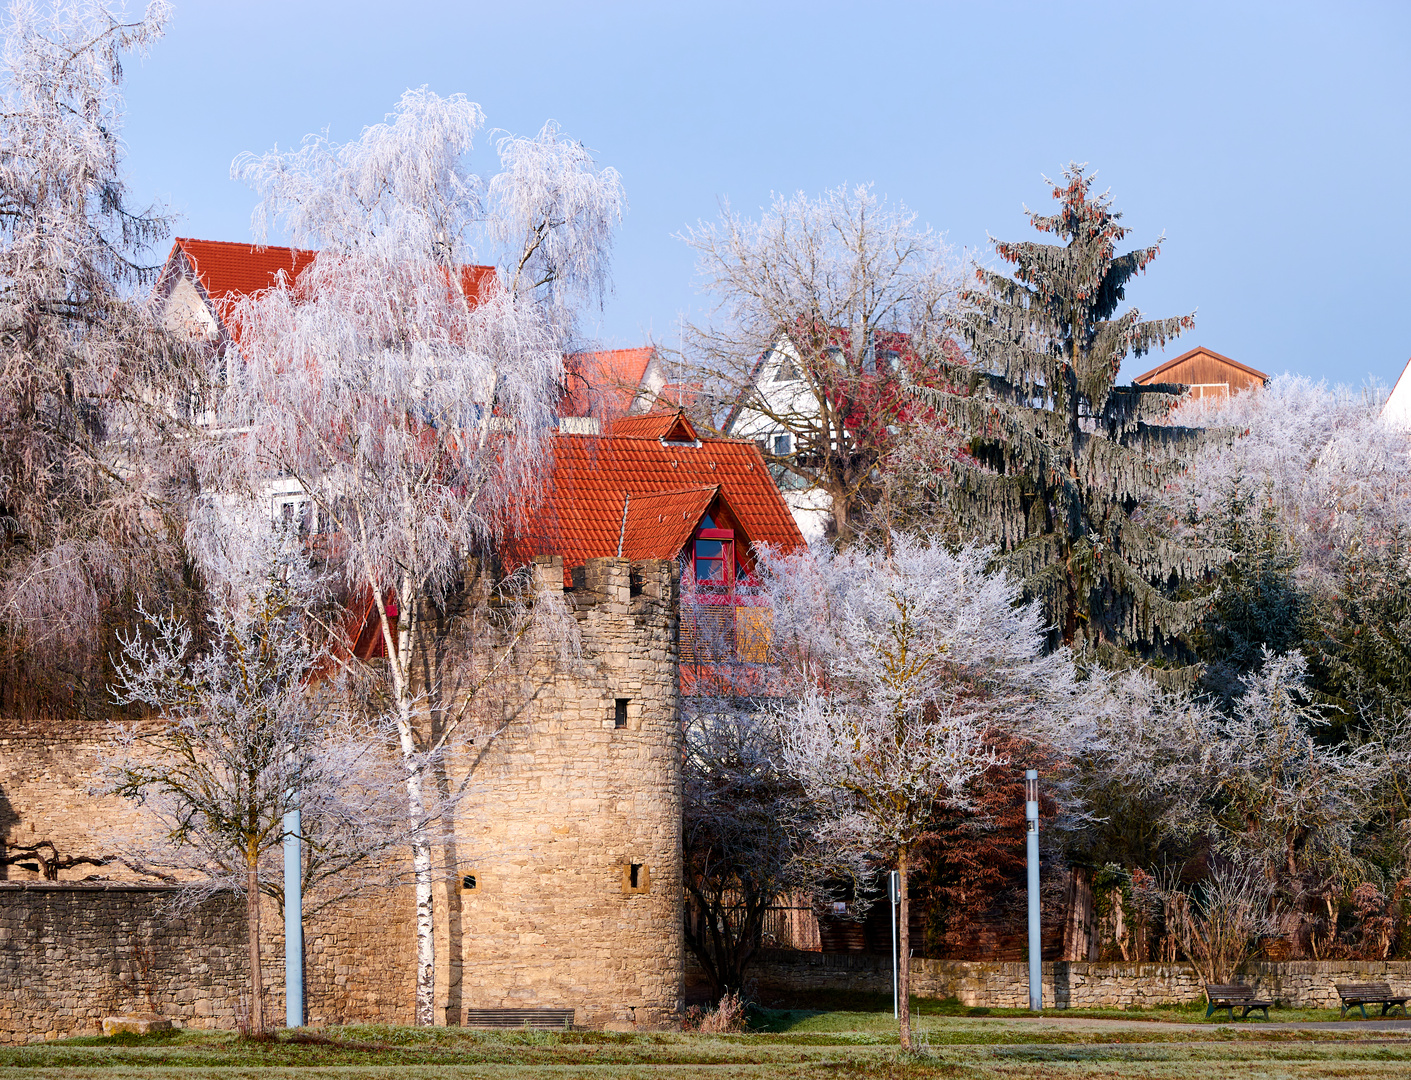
[681,186,962,544]
[762,535,1074,1047]
[0,0,199,712]
[223,90,623,1024]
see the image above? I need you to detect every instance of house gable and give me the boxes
[1133,345,1268,399]
[503,430,803,572]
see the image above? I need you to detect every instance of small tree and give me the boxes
[763,535,1071,1047]
[927,164,1216,668]
[681,185,961,543]
[1162,861,1279,986]
[1206,650,1377,886]
[682,695,823,1001]
[106,552,374,1036]
[223,90,622,1024]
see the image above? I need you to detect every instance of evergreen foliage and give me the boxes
[927,164,1222,664]
[1307,536,1411,739]
[1192,475,1305,703]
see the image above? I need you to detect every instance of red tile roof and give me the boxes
[164,238,498,330]
[621,486,719,560]
[608,410,700,442]
[172,238,317,302]
[504,431,804,571]
[562,347,655,417]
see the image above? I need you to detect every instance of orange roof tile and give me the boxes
[561,346,655,417]
[504,432,803,571]
[172,238,317,301]
[621,486,719,560]
[164,238,498,331]
[608,410,699,442]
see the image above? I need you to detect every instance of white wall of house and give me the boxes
[1385,359,1411,430]
[727,341,834,543]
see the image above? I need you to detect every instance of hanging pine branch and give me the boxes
[922,164,1225,667]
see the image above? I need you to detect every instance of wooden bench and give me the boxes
[1335,982,1409,1020]
[463,1008,575,1030]
[1205,983,1272,1020]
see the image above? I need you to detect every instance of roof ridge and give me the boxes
[1134,344,1269,384]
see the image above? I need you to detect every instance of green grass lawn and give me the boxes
[4,1000,1411,1079]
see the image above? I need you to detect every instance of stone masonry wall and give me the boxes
[0,555,683,1038]
[447,557,683,1030]
[751,949,1411,1010]
[0,883,247,1042]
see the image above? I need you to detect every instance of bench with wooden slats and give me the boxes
[463,1008,575,1030]
[1204,983,1272,1020]
[1335,982,1409,1019]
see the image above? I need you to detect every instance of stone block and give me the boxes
[102,1014,172,1036]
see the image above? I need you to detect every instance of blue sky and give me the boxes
[122,1,1410,387]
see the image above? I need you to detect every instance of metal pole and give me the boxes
[1025,769,1041,1011]
[889,870,900,1019]
[283,805,304,1028]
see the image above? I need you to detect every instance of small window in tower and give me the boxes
[462,874,476,890]
[614,698,629,728]
[623,861,651,894]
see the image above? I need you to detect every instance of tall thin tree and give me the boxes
[224,90,623,1024]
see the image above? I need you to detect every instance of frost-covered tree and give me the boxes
[681,186,962,544]
[762,536,1082,1047]
[1166,376,1411,723]
[223,90,621,1024]
[1205,650,1378,885]
[1169,376,1411,595]
[0,0,199,711]
[106,549,388,1037]
[927,164,1218,668]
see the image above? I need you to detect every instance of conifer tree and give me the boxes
[928,164,1222,666]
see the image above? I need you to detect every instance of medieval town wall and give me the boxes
[0,556,682,1039]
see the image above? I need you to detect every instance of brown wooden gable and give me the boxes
[1134,346,1267,399]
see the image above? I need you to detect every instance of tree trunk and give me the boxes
[406,748,436,1026]
[897,845,911,1050]
[373,563,437,1028]
[246,863,264,1036]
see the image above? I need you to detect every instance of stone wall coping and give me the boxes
[755,949,1411,977]
[0,881,181,893]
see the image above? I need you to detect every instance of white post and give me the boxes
[283,805,304,1028]
[1025,769,1041,1011]
[889,869,900,1019]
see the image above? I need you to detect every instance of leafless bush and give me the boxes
[1163,863,1279,985]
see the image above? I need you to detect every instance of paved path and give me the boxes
[955,1013,1411,1034]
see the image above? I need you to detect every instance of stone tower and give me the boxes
[441,555,684,1029]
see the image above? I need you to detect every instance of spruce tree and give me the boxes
[929,164,1224,667]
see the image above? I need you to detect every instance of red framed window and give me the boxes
[694,528,734,587]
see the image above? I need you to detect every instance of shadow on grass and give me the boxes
[748,990,1326,1030]
[58,1029,188,1047]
